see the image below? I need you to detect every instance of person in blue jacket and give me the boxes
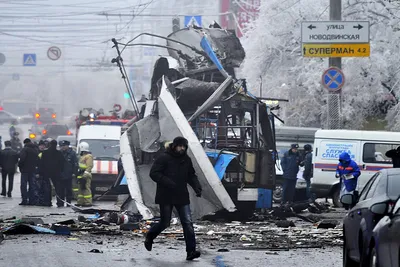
[335,152,361,194]
[280,144,301,204]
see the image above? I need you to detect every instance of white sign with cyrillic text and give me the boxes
[301,21,370,44]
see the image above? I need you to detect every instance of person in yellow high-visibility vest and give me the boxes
[77,142,93,207]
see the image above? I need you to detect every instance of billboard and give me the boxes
[220,0,261,38]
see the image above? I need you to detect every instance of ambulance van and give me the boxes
[312,129,400,207]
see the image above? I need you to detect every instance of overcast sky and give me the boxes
[0,0,220,113]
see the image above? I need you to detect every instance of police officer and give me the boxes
[77,142,93,207]
[9,120,17,139]
[59,141,78,206]
[280,144,301,205]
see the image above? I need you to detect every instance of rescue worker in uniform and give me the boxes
[280,144,301,205]
[77,142,93,207]
[335,152,361,209]
[59,141,78,206]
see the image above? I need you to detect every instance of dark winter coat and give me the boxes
[18,143,39,173]
[302,152,313,180]
[40,146,64,178]
[281,149,301,180]
[336,152,361,192]
[61,148,78,180]
[0,147,19,173]
[385,149,400,168]
[149,145,202,205]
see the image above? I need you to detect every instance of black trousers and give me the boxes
[1,170,14,195]
[282,179,297,203]
[54,179,72,207]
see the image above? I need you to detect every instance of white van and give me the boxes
[312,129,400,206]
[77,121,122,195]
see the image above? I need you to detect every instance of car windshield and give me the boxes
[80,139,119,160]
[388,175,400,199]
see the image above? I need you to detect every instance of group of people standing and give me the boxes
[280,143,313,205]
[0,138,83,207]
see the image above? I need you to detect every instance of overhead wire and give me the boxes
[0,2,153,18]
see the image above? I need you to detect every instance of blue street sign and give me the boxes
[322,67,344,91]
[23,54,36,66]
[184,15,202,27]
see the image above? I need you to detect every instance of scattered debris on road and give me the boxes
[0,201,345,250]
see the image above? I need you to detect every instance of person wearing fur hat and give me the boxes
[145,136,202,261]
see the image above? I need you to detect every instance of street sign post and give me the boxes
[302,43,370,57]
[47,46,61,60]
[23,54,36,66]
[301,21,370,43]
[184,16,202,27]
[322,67,345,92]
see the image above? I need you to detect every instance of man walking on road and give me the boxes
[59,141,78,206]
[145,136,202,261]
[40,140,64,207]
[18,138,38,205]
[280,144,301,205]
[0,141,19,197]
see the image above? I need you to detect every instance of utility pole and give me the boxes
[327,0,342,129]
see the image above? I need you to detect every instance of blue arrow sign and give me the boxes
[184,15,202,27]
[23,53,36,66]
[322,67,344,91]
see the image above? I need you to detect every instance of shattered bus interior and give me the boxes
[112,24,277,219]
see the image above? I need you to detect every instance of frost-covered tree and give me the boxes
[240,0,400,130]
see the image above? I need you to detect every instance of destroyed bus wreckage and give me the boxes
[110,25,278,220]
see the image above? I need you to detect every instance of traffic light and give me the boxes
[172,17,180,32]
[124,92,130,99]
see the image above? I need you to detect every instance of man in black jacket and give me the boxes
[59,140,78,207]
[18,138,38,205]
[385,146,400,168]
[40,140,64,207]
[144,136,202,261]
[0,141,19,197]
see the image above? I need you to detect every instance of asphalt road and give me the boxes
[0,173,343,267]
[0,236,342,267]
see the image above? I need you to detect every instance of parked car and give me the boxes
[41,124,73,140]
[34,107,57,124]
[341,168,400,267]
[28,123,46,142]
[368,196,400,267]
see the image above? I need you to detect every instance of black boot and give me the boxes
[144,237,153,251]
[186,251,201,261]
